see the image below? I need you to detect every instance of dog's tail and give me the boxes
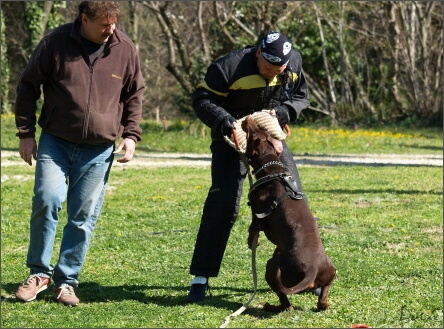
[273,267,318,295]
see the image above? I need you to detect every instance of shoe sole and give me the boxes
[53,290,79,306]
[186,296,205,303]
[16,284,48,302]
[53,296,79,307]
[54,299,79,307]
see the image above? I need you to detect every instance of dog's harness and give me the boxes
[247,164,305,218]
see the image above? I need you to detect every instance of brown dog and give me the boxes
[241,115,336,312]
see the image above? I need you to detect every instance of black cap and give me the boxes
[260,31,292,66]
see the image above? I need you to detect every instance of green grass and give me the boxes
[1,114,442,155]
[1,116,443,328]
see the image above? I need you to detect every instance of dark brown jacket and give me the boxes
[15,19,144,144]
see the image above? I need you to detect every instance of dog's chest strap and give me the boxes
[254,191,293,218]
[248,173,305,219]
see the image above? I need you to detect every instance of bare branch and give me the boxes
[197,2,211,64]
[213,2,237,46]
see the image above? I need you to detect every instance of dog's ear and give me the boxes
[242,116,256,155]
[241,117,251,141]
[245,130,255,157]
[242,116,256,135]
[244,121,257,157]
[267,136,284,155]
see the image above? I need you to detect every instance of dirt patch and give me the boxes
[1,150,442,170]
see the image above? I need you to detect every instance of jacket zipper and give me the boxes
[263,78,271,110]
[83,62,94,142]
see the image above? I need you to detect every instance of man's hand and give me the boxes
[219,115,237,136]
[114,138,136,163]
[19,138,37,166]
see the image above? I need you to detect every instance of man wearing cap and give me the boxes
[187,31,314,302]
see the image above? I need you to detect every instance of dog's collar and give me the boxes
[253,161,288,177]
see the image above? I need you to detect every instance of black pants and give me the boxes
[189,139,306,277]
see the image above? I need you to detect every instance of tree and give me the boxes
[2,1,68,112]
[1,8,11,114]
[2,1,442,125]
[382,1,443,119]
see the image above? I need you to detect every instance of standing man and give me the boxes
[187,31,315,302]
[14,1,144,306]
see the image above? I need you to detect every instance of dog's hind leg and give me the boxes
[264,257,320,312]
[316,284,331,310]
[263,260,293,312]
[316,266,336,310]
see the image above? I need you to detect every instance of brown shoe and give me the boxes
[54,285,79,306]
[15,274,50,302]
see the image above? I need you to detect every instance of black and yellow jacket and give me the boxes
[193,45,310,140]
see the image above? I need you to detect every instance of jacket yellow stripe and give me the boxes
[197,72,299,94]
[196,81,228,97]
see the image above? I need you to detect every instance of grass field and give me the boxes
[1,114,443,156]
[1,116,443,328]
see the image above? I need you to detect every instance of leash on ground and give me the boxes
[219,129,258,328]
[219,231,259,328]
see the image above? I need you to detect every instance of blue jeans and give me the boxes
[26,131,114,288]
